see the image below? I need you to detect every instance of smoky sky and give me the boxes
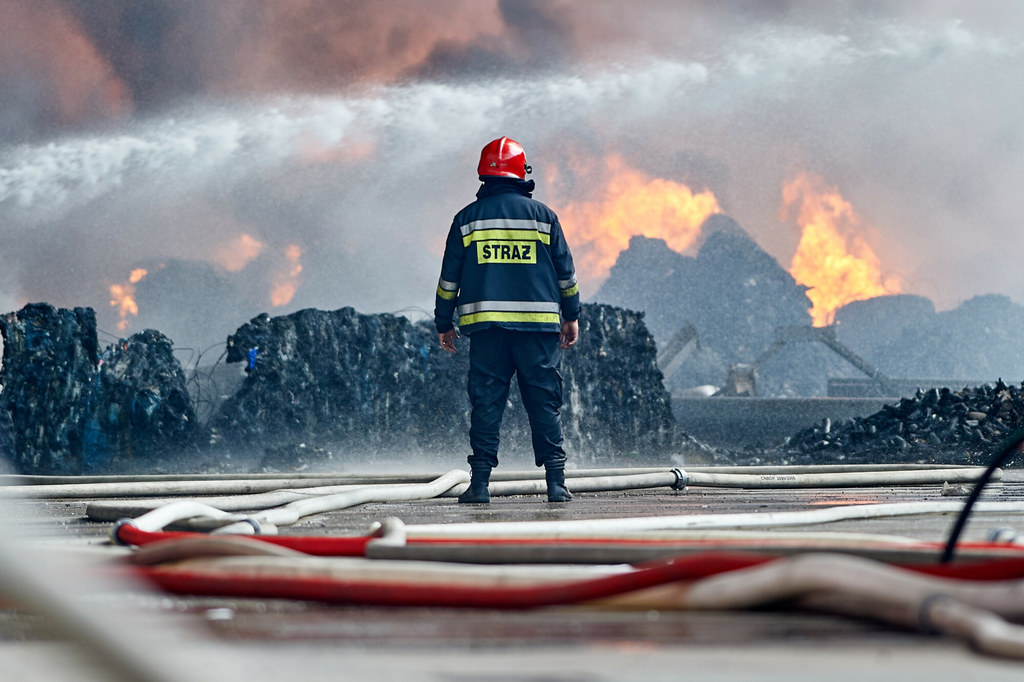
[1,0,1023,353]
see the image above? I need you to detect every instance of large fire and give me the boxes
[109,268,148,332]
[556,155,720,287]
[783,173,901,326]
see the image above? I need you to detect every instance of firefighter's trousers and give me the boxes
[466,327,567,471]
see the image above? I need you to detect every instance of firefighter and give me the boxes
[434,136,581,503]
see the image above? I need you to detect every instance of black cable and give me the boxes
[941,423,1024,563]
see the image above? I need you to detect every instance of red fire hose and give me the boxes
[113,521,1024,572]
[109,515,1024,659]
[128,552,769,608]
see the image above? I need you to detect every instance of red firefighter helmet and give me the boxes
[477,136,532,178]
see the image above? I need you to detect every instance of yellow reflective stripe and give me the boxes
[436,285,456,300]
[458,300,559,315]
[461,229,551,247]
[560,283,579,298]
[460,218,552,237]
[459,311,561,326]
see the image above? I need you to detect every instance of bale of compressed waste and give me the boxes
[0,303,197,474]
[561,303,677,460]
[94,329,198,470]
[211,307,443,462]
[0,304,100,473]
[0,384,18,465]
[210,303,688,467]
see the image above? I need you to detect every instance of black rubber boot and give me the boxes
[545,467,572,503]
[458,468,491,504]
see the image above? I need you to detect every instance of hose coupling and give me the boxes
[670,468,690,490]
[987,526,1019,544]
[368,517,408,547]
[239,517,262,535]
[917,592,956,634]
[111,517,139,546]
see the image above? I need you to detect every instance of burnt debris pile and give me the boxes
[597,216,812,364]
[781,380,1024,465]
[210,303,689,469]
[595,214,1024,398]
[0,303,197,474]
[834,293,1024,384]
[595,217,852,396]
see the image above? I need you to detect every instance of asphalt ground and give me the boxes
[2,468,1024,681]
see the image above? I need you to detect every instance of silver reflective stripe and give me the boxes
[457,300,561,315]
[459,218,553,238]
[437,277,459,292]
[558,275,577,289]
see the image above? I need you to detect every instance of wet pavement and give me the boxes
[2,467,1024,681]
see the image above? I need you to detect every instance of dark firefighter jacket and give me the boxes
[434,176,580,335]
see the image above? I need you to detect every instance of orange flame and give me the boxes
[109,268,148,332]
[782,173,901,326]
[557,156,720,288]
[270,244,303,307]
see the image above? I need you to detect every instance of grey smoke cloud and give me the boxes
[1,1,1023,354]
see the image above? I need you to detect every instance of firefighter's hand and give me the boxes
[560,320,579,349]
[439,329,459,354]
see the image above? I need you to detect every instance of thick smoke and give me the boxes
[1,1,1023,354]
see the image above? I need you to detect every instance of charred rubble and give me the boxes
[0,303,197,474]
[209,303,690,469]
[780,380,1024,465]
[597,216,813,365]
[595,215,1024,398]
[834,293,1024,383]
[594,217,856,397]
